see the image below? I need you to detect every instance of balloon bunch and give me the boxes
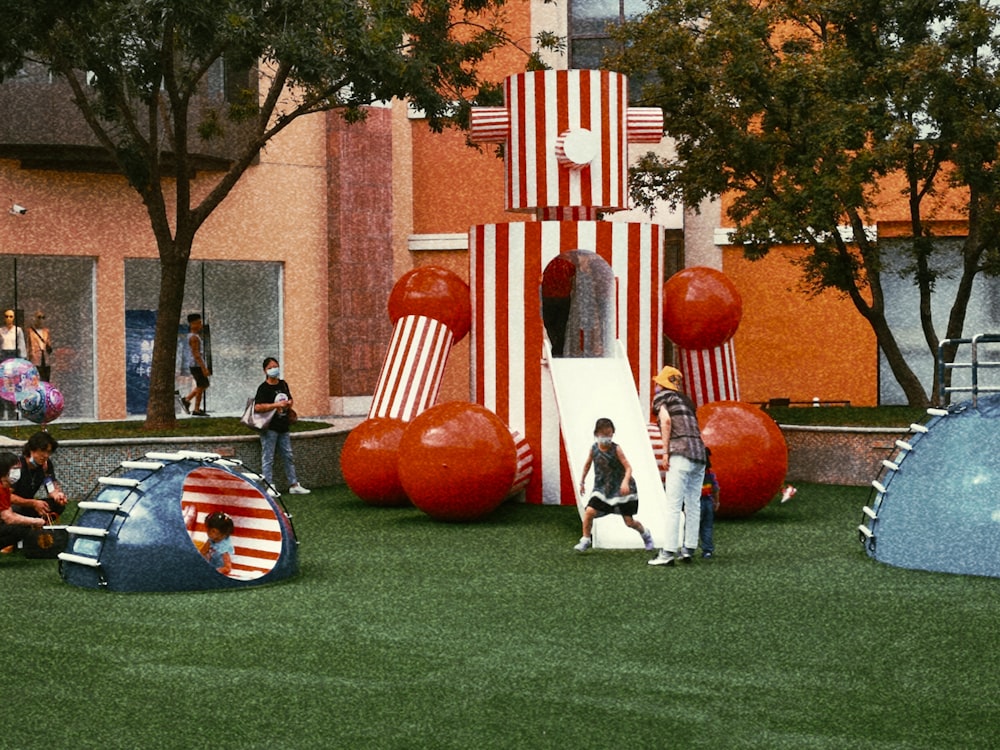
[0,358,64,425]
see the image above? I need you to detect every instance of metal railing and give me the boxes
[937,333,1000,407]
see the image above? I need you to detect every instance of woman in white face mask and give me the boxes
[0,452,47,554]
[252,358,310,496]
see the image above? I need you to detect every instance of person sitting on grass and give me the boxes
[574,417,654,553]
[0,452,48,555]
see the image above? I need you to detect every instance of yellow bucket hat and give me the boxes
[653,366,683,391]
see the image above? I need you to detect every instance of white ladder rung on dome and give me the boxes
[882,459,900,471]
[858,525,874,539]
[120,460,166,470]
[58,552,101,568]
[909,423,929,433]
[77,501,125,512]
[65,526,109,538]
[862,506,877,520]
[98,477,141,488]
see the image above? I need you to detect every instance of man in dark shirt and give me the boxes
[11,431,67,522]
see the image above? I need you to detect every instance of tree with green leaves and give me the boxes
[611,0,1000,406]
[0,0,544,427]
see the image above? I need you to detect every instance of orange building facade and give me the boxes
[0,0,984,420]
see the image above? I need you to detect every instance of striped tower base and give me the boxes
[471,219,663,505]
[677,341,740,409]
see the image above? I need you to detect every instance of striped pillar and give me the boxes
[470,220,663,505]
[676,341,740,408]
[509,430,534,497]
[368,315,453,422]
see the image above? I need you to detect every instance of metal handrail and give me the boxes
[937,333,1000,407]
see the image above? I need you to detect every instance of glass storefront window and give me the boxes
[0,255,96,419]
[124,259,282,416]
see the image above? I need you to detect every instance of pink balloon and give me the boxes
[0,358,39,403]
[20,382,64,424]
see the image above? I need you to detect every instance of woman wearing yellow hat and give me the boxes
[649,366,708,566]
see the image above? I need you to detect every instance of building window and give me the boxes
[125,259,282,416]
[0,255,96,419]
[878,238,1000,405]
[568,0,648,70]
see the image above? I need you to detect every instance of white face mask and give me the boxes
[596,436,614,446]
[266,367,281,378]
[8,468,21,484]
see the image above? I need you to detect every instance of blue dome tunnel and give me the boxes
[859,395,1000,578]
[59,451,299,592]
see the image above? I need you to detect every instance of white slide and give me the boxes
[546,341,668,549]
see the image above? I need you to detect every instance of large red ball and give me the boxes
[663,267,742,350]
[398,402,517,522]
[341,418,410,507]
[697,401,788,518]
[388,267,472,342]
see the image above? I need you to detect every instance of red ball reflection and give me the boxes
[341,418,410,507]
[663,267,742,350]
[697,401,787,518]
[398,402,517,522]
[388,266,472,342]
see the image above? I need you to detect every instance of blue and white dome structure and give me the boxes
[59,450,299,592]
[859,335,1000,578]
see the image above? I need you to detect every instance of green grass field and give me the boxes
[2,483,995,749]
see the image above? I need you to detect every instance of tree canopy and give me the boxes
[611,0,1000,405]
[0,0,535,426]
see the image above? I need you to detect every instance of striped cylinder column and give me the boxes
[508,430,534,497]
[470,219,663,505]
[368,315,454,422]
[676,341,740,408]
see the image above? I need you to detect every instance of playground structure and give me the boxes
[859,334,1000,578]
[343,68,789,545]
[58,452,298,592]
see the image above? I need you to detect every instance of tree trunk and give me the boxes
[143,251,189,430]
[868,310,930,407]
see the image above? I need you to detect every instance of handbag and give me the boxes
[23,525,69,559]
[240,397,275,431]
[287,408,298,425]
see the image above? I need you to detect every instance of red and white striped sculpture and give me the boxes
[469,70,666,506]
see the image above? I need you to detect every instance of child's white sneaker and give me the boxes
[288,483,311,495]
[641,529,655,551]
[573,536,592,552]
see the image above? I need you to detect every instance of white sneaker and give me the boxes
[641,530,655,551]
[288,483,311,495]
[648,550,676,566]
[573,536,592,552]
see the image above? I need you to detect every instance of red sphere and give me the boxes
[662,267,742,350]
[398,402,517,522]
[697,401,787,518]
[388,266,472,342]
[340,418,410,507]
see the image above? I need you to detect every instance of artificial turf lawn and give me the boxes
[1,483,995,749]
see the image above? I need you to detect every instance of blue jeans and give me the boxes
[699,495,715,554]
[260,429,298,488]
[661,455,706,554]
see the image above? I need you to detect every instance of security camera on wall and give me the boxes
[9,203,27,215]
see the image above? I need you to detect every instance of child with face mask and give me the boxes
[574,418,654,552]
[0,452,48,554]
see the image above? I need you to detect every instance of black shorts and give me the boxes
[586,495,639,517]
[190,366,210,389]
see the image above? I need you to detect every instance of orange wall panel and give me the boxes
[723,246,879,406]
